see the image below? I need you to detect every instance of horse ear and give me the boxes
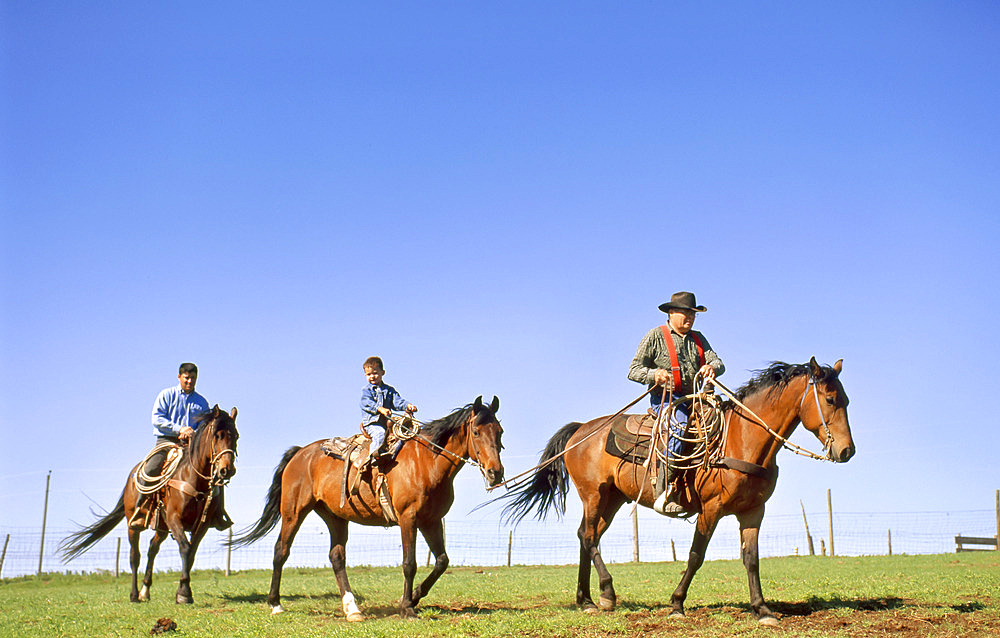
[230,406,238,419]
[490,395,499,413]
[808,357,822,377]
[473,395,483,413]
[212,404,221,416]
[833,359,843,375]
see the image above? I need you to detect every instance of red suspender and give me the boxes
[660,326,706,392]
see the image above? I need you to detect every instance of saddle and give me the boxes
[131,445,184,530]
[605,412,657,464]
[321,427,400,523]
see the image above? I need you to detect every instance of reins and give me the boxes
[386,412,494,484]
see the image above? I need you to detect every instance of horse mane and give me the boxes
[419,404,498,449]
[186,409,235,460]
[734,361,837,402]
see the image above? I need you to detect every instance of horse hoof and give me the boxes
[176,595,193,605]
[582,605,599,615]
[271,605,285,615]
[598,596,616,611]
[346,612,364,622]
[668,610,685,619]
[759,615,780,626]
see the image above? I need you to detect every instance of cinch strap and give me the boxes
[659,326,706,393]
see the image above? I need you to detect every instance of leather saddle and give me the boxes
[321,428,400,522]
[606,412,658,464]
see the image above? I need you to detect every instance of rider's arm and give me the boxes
[151,388,182,437]
[628,327,665,386]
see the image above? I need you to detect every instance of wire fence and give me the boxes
[2,509,996,579]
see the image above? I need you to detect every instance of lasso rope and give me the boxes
[133,442,185,495]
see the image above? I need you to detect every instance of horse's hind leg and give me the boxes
[317,510,362,622]
[669,511,719,618]
[139,529,168,602]
[268,507,309,613]
[128,529,143,602]
[737,507,778,625]
[577,488,626,613]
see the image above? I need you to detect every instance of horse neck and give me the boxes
[180,426,216,484]
[726,375,807,468]
[417,422,471,485]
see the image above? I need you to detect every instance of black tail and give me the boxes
[229,446,301,548]
[500,422,583,526]
[59,492,127,561]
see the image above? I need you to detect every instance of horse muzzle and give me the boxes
[831,442,855,463]
[485,467,504,487]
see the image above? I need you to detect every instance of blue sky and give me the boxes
[2,3,999,542]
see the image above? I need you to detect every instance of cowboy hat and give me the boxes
[658,291,707,313]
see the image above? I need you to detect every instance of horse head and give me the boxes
[193,405,240,482]
[469,396,505,487]
[799,358,855,463]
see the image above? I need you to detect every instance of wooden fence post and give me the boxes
[507,530,513,567]
[800,500,815,556]
[631,507,639,563]
[888,529,892,556]
[115,538,121,577]
[38,471,51,575]
[827,488,835,557]
[671,539,677,562]
[0,534,9,578]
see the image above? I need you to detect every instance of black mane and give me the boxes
[420,403,498,449]
[188,409,236,457]
[734,361,837,402]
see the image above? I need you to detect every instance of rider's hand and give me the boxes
[405,404,417,414]
[178,426,195,442]
[653,369,674,390]
[377,407,392,417]
[698,364,717,381]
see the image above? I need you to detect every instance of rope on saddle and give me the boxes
[133,442,184,495]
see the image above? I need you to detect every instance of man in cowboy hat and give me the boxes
[628,291,725,516]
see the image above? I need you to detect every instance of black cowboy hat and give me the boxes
[658,291,707,313]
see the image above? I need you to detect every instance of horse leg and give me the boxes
[175,523,210,605]
[164,518,194,604]
[268,508,308,613]
[669,510,720,618]
[128,528,143,602]
[576,488,625,613]
[317,510,362,622]
[737,507,778,625]
[139,528,168,602]
[412,519,449,607]
[398,519,420,618]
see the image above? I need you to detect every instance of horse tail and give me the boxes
[229,445,301,548]
[59,492,127,562]
[500,421,583,526]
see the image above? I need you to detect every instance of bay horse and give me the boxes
[231,395,504,621]
[60,406,239,604]
[501,358,854,625]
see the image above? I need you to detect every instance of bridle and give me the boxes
[798,373,836,460]
[392,411,498,484]
[191,417,237,487]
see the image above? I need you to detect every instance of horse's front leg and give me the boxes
[161,512,194,604]
[398,519,420,618]
[175,521,210,605]
[669,510,719,618]
[139,528,169,602]
[577,488,623,613]
[411,519,449,607]
[737,508,778,625]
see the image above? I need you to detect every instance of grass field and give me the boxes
[2,552,998,637]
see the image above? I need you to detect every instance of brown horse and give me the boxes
[500,358,854,625]
[231,395,504,621]
[60,406,239,604]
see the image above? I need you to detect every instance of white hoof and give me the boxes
[138,585,150,602]
[271,604,285,615]
[759,615,779,626]
[342,592,362,621]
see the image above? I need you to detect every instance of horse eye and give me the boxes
[825,396,835,406]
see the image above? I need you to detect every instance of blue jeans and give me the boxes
[651,393,691,459]
[363,423,386,452]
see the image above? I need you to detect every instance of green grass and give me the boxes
[2,553,998,637]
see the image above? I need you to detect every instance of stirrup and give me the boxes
[652,486,678,516]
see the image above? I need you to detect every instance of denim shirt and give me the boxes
[360,383,410,427]
[151,385,211,438]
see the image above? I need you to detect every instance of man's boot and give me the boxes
[211,487,233,531]
[128,493,149,530]
[653,465,686,517]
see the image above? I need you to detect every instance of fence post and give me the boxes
[631,507,639,563]
[820,538,826,556]
[0,534,9,578]
[800,500,815,556]
[671,539,677,562]
[827,488,835,557]
[38,471,51,575]
[887,529,892,556]
[507,530,513,567]
[115,538,121,577]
